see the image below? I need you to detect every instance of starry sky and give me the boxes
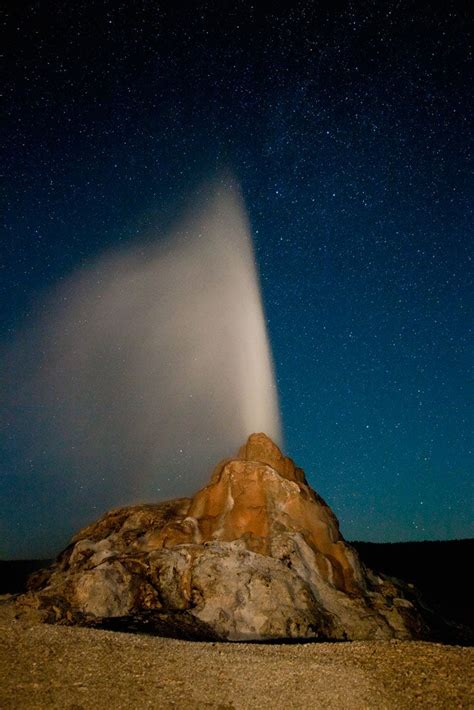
[2,1,473,556]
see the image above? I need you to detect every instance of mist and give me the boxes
[1,177,281,557]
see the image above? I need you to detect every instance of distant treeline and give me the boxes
[0,559,52,595]
[1,539,472,631]
[351,539,473,630]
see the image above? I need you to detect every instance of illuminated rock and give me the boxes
[23,434,427,641]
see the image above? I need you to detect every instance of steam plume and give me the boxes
[1,177,281,557]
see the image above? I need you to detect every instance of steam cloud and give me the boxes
[1,177,281,556]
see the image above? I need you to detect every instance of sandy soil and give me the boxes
[1,611,472,710]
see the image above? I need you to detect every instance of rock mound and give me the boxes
[23,434,427,641]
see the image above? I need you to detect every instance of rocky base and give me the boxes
[19,434,430,641]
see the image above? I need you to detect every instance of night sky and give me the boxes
[2,1,472,557]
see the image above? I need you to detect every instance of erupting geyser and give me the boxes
[1,176,281,557]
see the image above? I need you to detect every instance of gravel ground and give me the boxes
[1,613,473,710]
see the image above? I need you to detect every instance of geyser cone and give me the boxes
[1,176,281,557]
[21,433,430,642]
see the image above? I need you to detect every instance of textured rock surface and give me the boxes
[21,434,428,641]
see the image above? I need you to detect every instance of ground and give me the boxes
[1,609,472,709]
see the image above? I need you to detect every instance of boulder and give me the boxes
[22,434,427,641]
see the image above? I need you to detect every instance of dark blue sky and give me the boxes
[2,1,472,556]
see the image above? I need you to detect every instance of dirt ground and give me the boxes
[1,612,473,710]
